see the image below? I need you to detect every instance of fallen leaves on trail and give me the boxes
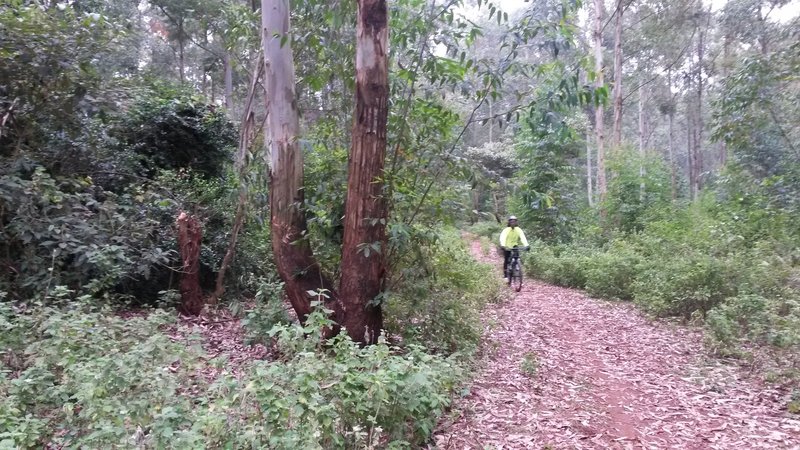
[168,309,272,381]
[433,241,800,449]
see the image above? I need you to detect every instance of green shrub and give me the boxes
[0,169,175,302]
[113,93,236,179]
[707,292,800,350]
[385,229,502,355]
[601,147,672,234]
[0,303,469,449]
[530,244,590,289]
[242,277,291,344]
[0,302,205,448]
[707,294,770,348]
[583,241,642,300]
[632,253,739,318]
[466,221,503,240]
[524,241,556,280]
[203,311,466,448]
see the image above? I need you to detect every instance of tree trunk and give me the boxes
[470,185,481,223]
[667,69,677,201]
[176,212,204,316]
[212,52,267,304]
[638,86,646,201]
[694,11,706,198]
[687,96,697,200]
[582,70,594,207]
[488,99,493,143]
[638,86,645,154]
[611,0,624,148]
[224,51,234,113]
[757,3,768,55]
[179,38,185,83]
[338,0,389,345]
[492,191,502,223]
[201,25,209,96]
[668,110,676,200]
[587,128,594,207]
[262,0,338,323]
[720,33,730,167]
[594,0,607,200]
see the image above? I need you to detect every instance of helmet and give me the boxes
[508,215,517,221]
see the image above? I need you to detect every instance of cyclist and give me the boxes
[499,215,529,281]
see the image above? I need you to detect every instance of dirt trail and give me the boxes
[433,241,800,449]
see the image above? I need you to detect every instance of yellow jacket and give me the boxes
[499,226,529,249]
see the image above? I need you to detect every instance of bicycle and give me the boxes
[505,246,526,292]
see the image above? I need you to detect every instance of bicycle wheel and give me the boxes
[511,265,523,292]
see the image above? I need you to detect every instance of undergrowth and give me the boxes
[0,228,497,448]
[384,229,504,355]
[0,302,468,448]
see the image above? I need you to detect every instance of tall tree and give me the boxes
[338,0,390,344]
[262,0,338,323]
[664,68,677,200]
[594,0,607,199]
[262,0,391,344]
[611,0,625,147]
[688,2,711,200]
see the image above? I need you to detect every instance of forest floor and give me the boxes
[432,239,800,449]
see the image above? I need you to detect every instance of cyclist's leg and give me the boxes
[503,250,511,278]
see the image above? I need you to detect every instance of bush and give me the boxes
[206,311,466,448]
[112,93,236,180]
[0,302,205,448]
[0,303,469,449]
[527,243,590,289]
[0,169,175,302]
[241,277,291,344]
[601,147,672,234]
[466,221,503,240]
[632,252,739,319]
[707,292,800,350]
[384,228,503,355]
[583,241,641,300]
[523,241,555,280]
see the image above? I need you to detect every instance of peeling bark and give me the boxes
[262,0,338,324]
[338,0,389,345]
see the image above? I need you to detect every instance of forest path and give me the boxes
[432,239,800,449]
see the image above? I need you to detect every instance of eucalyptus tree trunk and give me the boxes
[582,72,593,207]
[338,0,390,345]
[262,0,337,323]
[694,13,706,198]
[470,186,481,222]
[611,0,624,147]
[720,34,730,167]
[488,99,493,143]
[687,94,697,199]
[638,87,645,154]
[668,109,676,200]
[224,51,234,113]
[587,124,594,207]
[638,86,646,201]
[667,69,677,201]
[179,38,185,83]
[594,0,607,200]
